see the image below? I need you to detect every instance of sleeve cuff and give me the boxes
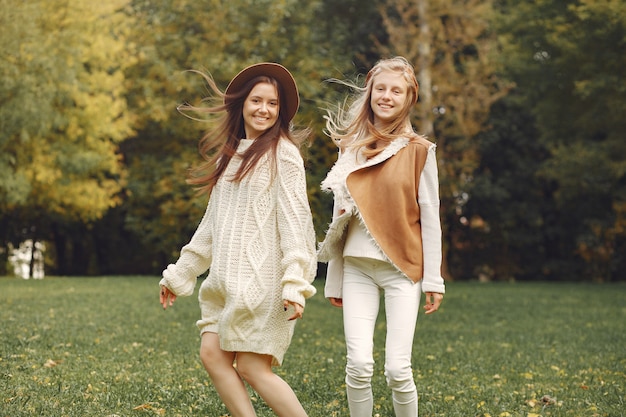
[421,278,445,294]
[282,281,317,307]
[161,265,197,297]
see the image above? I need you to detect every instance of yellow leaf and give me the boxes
[43,359,58,368]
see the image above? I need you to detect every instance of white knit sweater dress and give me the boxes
[160,138,317,366]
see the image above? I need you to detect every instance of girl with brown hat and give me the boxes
[159,63,316,417]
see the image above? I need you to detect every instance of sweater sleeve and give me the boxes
[323,199,346,298]
[159,200,214,297]
[324,256,344,298]
[418,144,445,294]
[276,141,318,306]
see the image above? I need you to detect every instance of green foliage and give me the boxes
[460,96,554,280]
[485,0,626,280]
[0,0,136,268]
[497,0,626,145]
[0,0,135,219]
[1,277,624,416]
[115,0,385,269]
[2,0,624,281]
[377,0,512,280]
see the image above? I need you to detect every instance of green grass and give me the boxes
[1,277,624,417]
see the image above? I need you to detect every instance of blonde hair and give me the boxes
[324,56,420,158]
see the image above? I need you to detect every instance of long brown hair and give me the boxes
[324,56,420,158]
[178,71,308,195]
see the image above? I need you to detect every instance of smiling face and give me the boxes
[242,82,279,139]
[369,70,409,128]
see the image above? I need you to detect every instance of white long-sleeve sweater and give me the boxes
[160,138,317,366]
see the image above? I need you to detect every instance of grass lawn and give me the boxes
[1,276,624,417]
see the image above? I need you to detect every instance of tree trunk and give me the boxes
[415,0,452,281]
[29,239,36,279]
[416,0,434,137]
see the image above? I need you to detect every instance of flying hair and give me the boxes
[324,56,420,158]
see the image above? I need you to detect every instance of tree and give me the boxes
[461,96,554,281]
[98,0,385,274]
[495,0,626,280]
[0,0,136,275]
[377,0,511,279]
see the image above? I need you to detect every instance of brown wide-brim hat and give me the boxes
[225,62,300,123]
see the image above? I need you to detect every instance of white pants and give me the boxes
[342,256,421,417]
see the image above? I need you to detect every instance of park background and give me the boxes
[1,0,625,280]
[1,2,625,416]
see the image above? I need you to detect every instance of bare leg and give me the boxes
[199,332,256,417]
[236,352,308,417]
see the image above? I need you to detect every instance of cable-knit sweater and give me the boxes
[160,138,317,366]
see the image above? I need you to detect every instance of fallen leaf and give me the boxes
[43,359,59,368]
[542,395,556,405]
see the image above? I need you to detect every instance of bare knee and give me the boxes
[199,333,234,374]
[235,362,255,384]
[199,343,216,370]
[235,353,273,386]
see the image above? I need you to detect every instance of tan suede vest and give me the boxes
[346,138,430,282]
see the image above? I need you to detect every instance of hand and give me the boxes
[328,297,343,308]
[423,292,443,315]
[283,300,304,321]
[160,286,177,309]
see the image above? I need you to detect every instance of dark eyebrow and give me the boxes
[249,95,278,101]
